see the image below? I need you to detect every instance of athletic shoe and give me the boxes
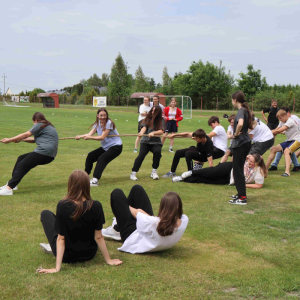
[151,170,159,180]
[193,162,203,170]
[230,194,239,200]
[90,179,98,187]
[268,166,277,171]
[130,173,138,181]
[172,176,183,182]
[162,171,176,178]
[281,172,290,177]
[0,182,18,191]
[228,197,247,205]
[181,171,192,179]
[169,148,174,153]
[133,148,138,153]
[102,226,121,241]
[39,243,53,254]
[291,166,300,172]
[0,188,13,196]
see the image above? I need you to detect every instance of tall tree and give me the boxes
[148,78,156,92]
[108,53,132,98]
[134,65,149,92]
[162,66,173,95]
[101,73,109,86]
[87,73,102,87]
[237,64,268,99]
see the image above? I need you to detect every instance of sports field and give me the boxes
[0,105,299,299]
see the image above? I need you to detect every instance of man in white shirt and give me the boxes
[265,109,300,177]
[268,106,300,172]
[133,96,151,153]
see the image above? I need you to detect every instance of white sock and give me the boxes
[169,146,172,150]
[92,178,98,183]
[152,169,157,172]
[131,171,136,175]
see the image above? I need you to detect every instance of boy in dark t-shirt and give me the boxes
[162,129,222,178]
[261,99,279,130]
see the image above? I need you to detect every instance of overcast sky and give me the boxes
[1,0,300,94]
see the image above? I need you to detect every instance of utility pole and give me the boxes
[2,73,7,96]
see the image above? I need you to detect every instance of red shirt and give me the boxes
[164,107,183,127]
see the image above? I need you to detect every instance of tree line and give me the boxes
[17,52,300,110]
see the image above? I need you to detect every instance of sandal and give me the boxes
[281,172,290,177]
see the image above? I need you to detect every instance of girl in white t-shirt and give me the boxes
[102,185,188,254]
[76,108,123,186]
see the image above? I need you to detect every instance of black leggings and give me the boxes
[184,162,233,184]
[110,185,154,242]
[8,152,54,189]
[40,210,58,256]
[85,145,122,180]
[132,143,162,172]
[171,146,225,173]
[232,142,252,197]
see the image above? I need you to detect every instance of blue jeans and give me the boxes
[271,152,300,167]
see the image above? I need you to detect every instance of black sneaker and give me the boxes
[228,197,247,205]
[230,194,239,200]
[268,166,277,171]
[291,166,300,172]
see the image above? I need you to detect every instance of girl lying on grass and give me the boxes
[38,170,122,274]
[172,153,267,194]
[102,185,189,254]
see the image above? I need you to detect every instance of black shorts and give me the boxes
[267,122,279,130]
[165,120,178,133]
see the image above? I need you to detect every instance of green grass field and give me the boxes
[0,105,299,299]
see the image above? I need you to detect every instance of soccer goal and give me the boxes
[150,95,192,119]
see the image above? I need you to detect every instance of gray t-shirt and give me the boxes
[231,107,251,148]
[140,123,162,145]
[29,123,59,157]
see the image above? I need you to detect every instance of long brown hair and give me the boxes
[62,170,93,222]
[89,108,116,131]
[32,112,54,129]
[251,153,268,178]
[232,91,253,130]
[157,192,183,236]
[142,105,162,130]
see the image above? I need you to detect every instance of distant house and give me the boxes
[91,86,107,94]
[5,87,13,96]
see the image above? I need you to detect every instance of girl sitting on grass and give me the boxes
[38,170,122,274]
[102,185,188,254]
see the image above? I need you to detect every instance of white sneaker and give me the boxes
[39,243,53,254]
[0,182,18,191]
[181,171,192,179]
[172,176,183,182]
[151,170,159,180]
[90,179,98,187]
[0,187,13,196]
[102,226,121,241]
[169,148,174,153]
[130,173,138,181]
[133,149,138,153]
